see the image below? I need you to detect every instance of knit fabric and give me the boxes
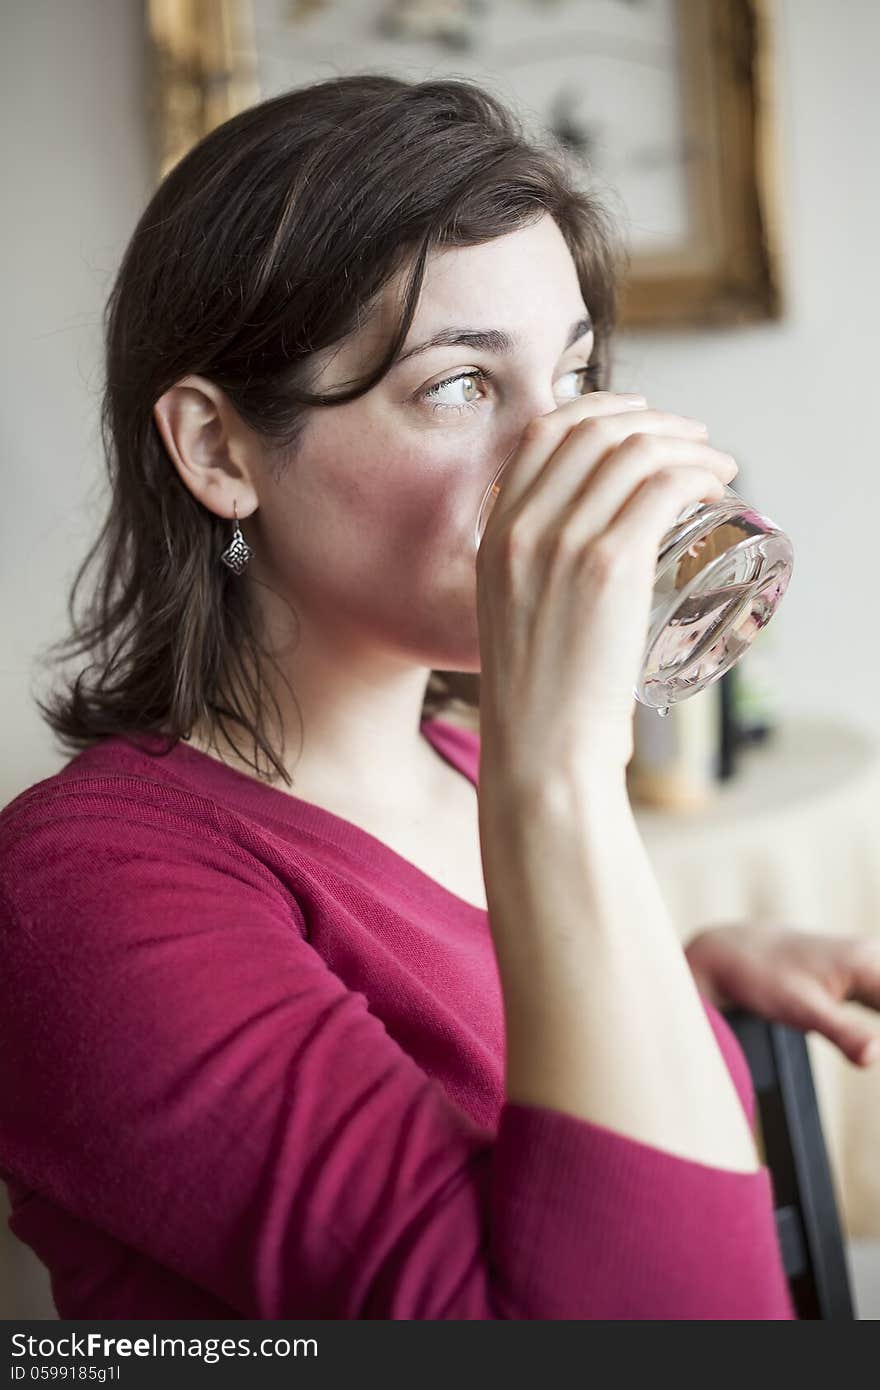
[0,719,795,1319]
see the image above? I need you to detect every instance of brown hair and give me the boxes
[34,73,624,785]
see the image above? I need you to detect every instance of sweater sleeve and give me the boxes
[0,789,794,1320]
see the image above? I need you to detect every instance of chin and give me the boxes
[434,626,481,674]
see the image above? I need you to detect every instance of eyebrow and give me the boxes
[392,313,594,368]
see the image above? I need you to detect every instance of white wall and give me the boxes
[2,0,155,808]
[2,0,879,811]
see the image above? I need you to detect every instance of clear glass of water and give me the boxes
[474,459,794,715]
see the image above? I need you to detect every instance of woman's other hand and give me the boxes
[685,923,880,1067]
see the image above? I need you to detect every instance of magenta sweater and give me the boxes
[0,718,794,1319]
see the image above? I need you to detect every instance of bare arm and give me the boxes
[479,761,760,1173]
[474,389,757,1174]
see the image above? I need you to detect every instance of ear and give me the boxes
[152,374,259,522]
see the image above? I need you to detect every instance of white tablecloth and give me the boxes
[633,716,880,1238]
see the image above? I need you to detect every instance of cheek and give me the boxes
[323,417,479,557]
[256,423,484,663]
[271,433,468,590]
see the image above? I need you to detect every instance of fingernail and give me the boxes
[620,393,647,404]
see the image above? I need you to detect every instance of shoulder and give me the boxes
[0,735,304,936]
[1,734,223,859]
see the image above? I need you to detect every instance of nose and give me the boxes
[494,391,563,473]
[518,388,564,429]
[478,393,560,516]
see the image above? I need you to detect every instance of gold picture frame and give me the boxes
[146,0,786,330]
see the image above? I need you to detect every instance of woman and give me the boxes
[1,74,877,1320]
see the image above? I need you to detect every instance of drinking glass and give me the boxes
[474,457,793,715]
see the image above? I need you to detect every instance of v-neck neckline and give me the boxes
[119,716,487,921]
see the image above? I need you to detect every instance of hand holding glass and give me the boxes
[474,418,793,715]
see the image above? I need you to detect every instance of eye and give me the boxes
[417,362,602,416]
[558,363,602,398]
[419,369,491,415]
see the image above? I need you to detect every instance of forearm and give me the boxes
[479,769,760,1173]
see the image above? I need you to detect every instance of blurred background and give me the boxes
[2,0,879,1318]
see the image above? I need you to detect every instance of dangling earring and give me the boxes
[220,499,253,574]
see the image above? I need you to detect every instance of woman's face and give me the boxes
[250,212,597,674]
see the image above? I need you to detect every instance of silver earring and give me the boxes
[220,499,253,574]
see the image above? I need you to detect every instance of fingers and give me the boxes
[842,938,880,1009]
[487,393,708,528]
[811,938,880,1065]
[780,974,880,1068]
[861,1037,880,1065]
[527,435,738,553]
[821,1010,880,1068]
[589,463,731,567]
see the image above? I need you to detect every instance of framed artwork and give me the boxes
[147,0,786,329]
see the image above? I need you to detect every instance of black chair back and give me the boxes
[722,1006,856,1319]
